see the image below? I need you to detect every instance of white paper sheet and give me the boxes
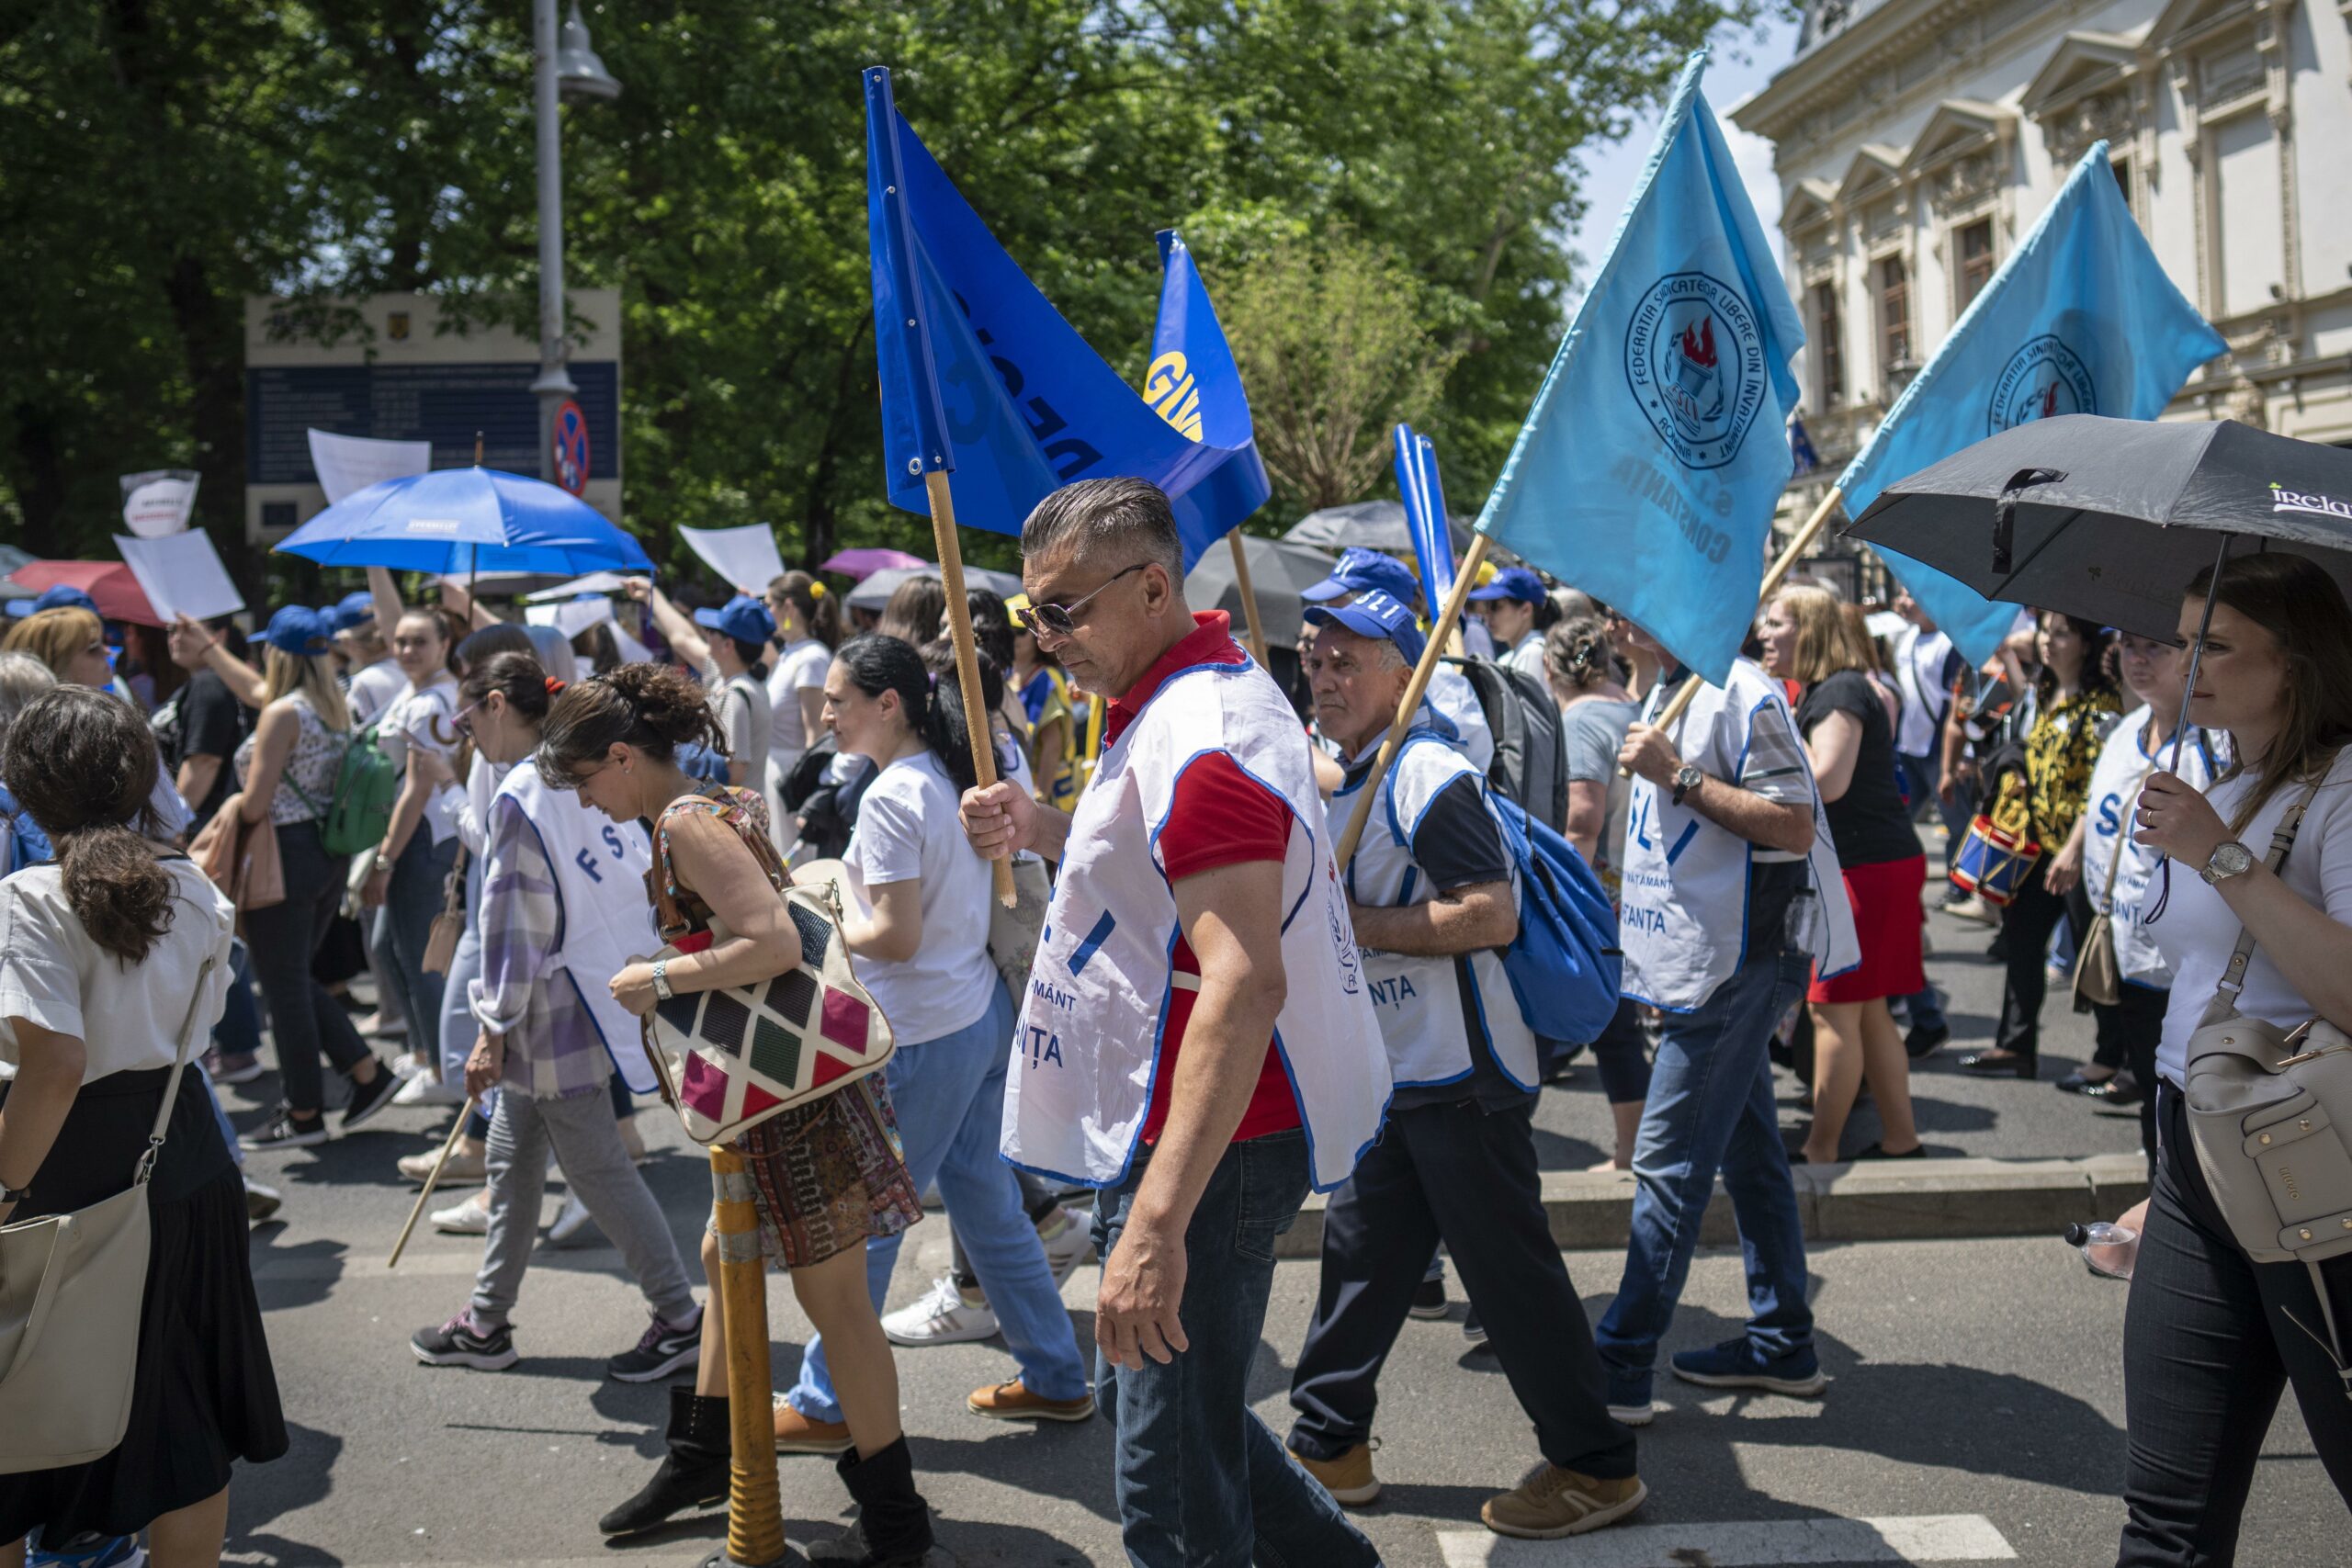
[525,571,635,602]
[115,531,244,624]
[524,596,617,640]
[680,525,786,595]
[119,470,200,537]
[309,429,432,504]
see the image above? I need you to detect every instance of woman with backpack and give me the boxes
[197,608,399,1150]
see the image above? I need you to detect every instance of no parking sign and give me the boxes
[552,399,592,495]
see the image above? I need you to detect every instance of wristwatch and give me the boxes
[0,1180,30,1207]
[650,958,673,1001]
[2200,840,2256,886]
[1671,762,1705,807]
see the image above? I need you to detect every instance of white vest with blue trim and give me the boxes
[487,766,662,1092]
[2083,707,2224,987]
[1330,727,1537,1091]
[1001,652,1392,1192]
[1617,660,1858,1012]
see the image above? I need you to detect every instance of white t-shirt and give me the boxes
[2083,707,2225,988]
[381,676,464,846]
[765,638,832,777]
[1503,632,1547,684]
[842,750,998,1044]
[347,658,406,731]
[0,859,234,1084]
[2153,747,2352,1085]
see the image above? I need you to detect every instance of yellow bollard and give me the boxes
[708,1142,789,1568]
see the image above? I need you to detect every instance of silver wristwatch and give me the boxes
[1671,762,1704,807]
[2200,840,2256,886]
[650,959,673,1001]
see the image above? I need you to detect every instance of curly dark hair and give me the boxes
[534,661,723,789]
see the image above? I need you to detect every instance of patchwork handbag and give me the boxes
[641,859,895,1145]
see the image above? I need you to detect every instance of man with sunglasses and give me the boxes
[965,478,1390,1568]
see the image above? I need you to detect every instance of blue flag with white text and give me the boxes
[1393,423,1457,614]
[1476,51,1803,685]
[863,69,1261,551]
[1838,141,2226,666]
[1146,231,1272,568]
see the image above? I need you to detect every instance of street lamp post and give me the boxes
[532,0,620,485]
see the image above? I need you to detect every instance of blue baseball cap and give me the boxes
[1301,547,1420,606]
[261,604,335,657]
[1305,588,1427,667]
[1468,566,1547,605]
[328,590,377,633]
[692,593,778,647]
[3,584,100,619]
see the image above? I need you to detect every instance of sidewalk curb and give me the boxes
[1273,1155,2153,1258]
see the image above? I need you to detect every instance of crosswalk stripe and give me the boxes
[1434,1512,2016,1566]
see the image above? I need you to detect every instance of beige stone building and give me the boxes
[1735,0,2352,568]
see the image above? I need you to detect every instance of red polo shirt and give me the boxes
[1111,613,1304,1145]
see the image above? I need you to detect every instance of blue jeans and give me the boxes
[786,980,1087,1418]
[213,941,264,1060]
[374,831,458,1071]
[1094,1129,1380,1568]
[1597,946,1815,1377]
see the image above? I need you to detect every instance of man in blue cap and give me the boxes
[328,590,405,729]
[1284,588,1644,1541]
[1468,566,1556,684]
[1300,548,1492,773]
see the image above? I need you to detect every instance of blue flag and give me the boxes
[1392,423,1457,614]
[1146,231,1272,568]
[1788,413,1819,476]
[863,69,1261,557]
[1475,51,1803,685]
[1838,141,2226,666]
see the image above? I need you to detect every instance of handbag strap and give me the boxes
[2209,783,2323,1006]
[136,949,223,1187]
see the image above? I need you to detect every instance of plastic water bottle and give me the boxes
[2065,1221,2139,1280]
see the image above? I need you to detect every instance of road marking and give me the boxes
[1435,1513,2016,1566]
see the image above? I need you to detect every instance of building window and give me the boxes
[1813,281,1844,407]
[1956,220,1996,310]
[1877,255,1911,378]
[2110,156,2131,197]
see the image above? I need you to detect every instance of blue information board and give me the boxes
[245,360,620,485]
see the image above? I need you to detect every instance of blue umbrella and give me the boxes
[277,467,651,576]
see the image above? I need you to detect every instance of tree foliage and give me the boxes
[0,0,1777,592]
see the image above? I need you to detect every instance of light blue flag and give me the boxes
[1476,51,1803,685]
[1392,423,1457,614]
[1839,141,2227,666]
[1146,231,1272,569]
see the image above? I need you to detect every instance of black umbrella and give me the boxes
[1843,414,2352,643]
[1182,535,1335,649]
[1283,499,1474,556]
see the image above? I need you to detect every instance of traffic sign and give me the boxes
[552,399,592,496]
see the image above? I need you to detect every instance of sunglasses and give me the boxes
[450,700,483,739]
[1015,562,1148,638]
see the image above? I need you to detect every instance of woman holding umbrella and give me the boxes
[2122,551,2352,1558]
[1959,612,2120,1079]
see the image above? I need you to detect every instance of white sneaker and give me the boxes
[1037,1206,1094,1284]
[389,1050,433,1078]
[394,1073,466,1108]
[546,1192,599,1248]
[431,1192,492,1235]
[880,1278,1000,1347]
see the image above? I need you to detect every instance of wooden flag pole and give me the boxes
[925,468,1020,908]
[1336,533,1492,869]
[389,1097,480,1269]
[1227,531,1270,663]
[709,1142,787,1568]
[1638,483,1847,742]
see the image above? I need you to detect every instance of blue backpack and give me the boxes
[1491,794,1623,1044]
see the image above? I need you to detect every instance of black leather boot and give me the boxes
[805,1436,935,1565]
[599,1384,731,1537]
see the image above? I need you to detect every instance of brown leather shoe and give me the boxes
[966,1378,1095,1423]
[1481,1464,1645,1540]
[1293,1441,1380,1506]
[770,1393,854,1453]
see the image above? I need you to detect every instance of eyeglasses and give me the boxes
[1015,562,1149,638]
[450,700,482,739]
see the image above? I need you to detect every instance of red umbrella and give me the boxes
[9,560,164,626]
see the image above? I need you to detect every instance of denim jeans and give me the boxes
[373,829,458,1074]
[1597,944,1815,1378]
[786,980,1088,1419]
[1094,1129,1380,1568]
[213,941,264,1060]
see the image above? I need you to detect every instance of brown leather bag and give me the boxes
[422,847,469,976]
[190,795,285,915]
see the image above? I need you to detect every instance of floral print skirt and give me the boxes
[721,1075,922,1269]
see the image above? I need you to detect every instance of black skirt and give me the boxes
[0,1066,288,1541]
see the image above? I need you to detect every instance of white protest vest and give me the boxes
[1331,729,1536,1091]
[2083,707,2224,987]
[1618,660,1859,1012]
[491,767,661,1092]
[1003,655,1392,1192]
